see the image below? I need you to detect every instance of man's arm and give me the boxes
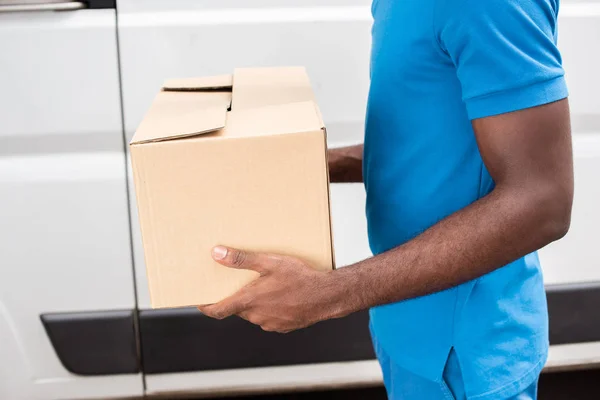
[200,99,573,332]
[333,99,573,310]
[328,144,364,183]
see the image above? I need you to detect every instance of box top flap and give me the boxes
[162,74,233,91]
[131,67,324,145]
[130,91,231,145]
[224,101,324,138]
[232,67,318,111]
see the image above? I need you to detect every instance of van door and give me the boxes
[0,2,142,399]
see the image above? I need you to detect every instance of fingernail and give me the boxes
[212,246,228,260]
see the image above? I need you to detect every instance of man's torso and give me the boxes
[363,0,562,398]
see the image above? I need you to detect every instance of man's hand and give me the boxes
[198,246,346,333]
[328,144,364,183]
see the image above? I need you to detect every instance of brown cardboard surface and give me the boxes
[232,67,316,110]
[224,101,323,138]
[131,91,231,144]
[130,67,334,309]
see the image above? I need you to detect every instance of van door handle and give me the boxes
[0,1,85,13]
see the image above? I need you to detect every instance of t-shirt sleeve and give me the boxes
[438,0,568,120]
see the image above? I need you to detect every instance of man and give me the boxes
[200,0,573,398]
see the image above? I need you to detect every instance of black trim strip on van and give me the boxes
[41,310,139,376]
[137,283,600,374]
[86,0,115,9]
[41,283,600,375]
[139,308,374,374]
[547,283,600,345]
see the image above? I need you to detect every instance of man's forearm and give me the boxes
[199,182,570,331]
[326,99,574,320]
[329,184,571,316]
[328,145,364,183]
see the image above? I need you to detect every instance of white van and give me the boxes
[1,1,599,399]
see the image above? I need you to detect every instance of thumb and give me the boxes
[212,246,275,274]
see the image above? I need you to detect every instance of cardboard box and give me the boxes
[130,67,334,309]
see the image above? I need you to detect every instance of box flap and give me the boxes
[130,91,231,145]
[224,101,324,138]
[162,74,233,92]
[132,67,325,145]
[232,67,317,110]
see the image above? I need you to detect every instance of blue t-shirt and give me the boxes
[364,0,568,399]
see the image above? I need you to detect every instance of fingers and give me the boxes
[238,310,266,326]
[200,303,297,334]
[212,246,282,274]
[198,294,247,320]
[237,311,293,334]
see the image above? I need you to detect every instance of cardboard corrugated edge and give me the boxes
[313,102,336,270]
[129,93,231,145]
[311,126,336,271]
[129,144,164,307]
[162,74,233,91]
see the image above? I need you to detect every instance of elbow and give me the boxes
[500,178,573,248]
[537,188,573,244]
[546,207,571,242]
